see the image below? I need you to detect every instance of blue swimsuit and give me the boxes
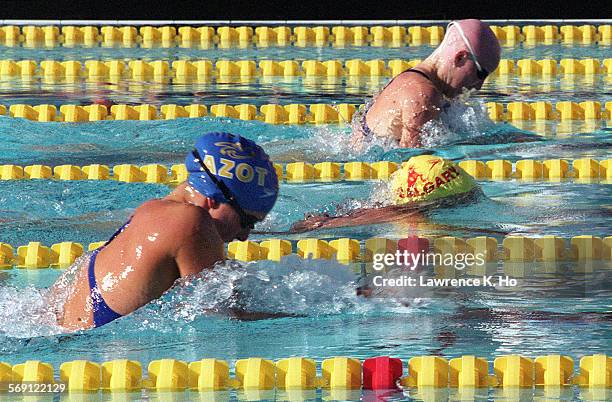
[88,217,132,327]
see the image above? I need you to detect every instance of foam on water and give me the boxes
[419,95,497,147]
[0,286,63,338]
[343,92,505,156]
[0,255,418,338]
[128,256,419,332]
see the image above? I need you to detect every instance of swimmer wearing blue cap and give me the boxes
[51,132,279,330]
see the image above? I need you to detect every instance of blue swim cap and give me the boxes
[185,132,279,215]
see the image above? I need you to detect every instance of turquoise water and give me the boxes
[1,42,610,60]
[0,39,610,400]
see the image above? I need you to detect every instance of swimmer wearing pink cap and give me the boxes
[353,19,501,149]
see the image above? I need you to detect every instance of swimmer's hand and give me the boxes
[290,212,332,233]
[304,212,331,220]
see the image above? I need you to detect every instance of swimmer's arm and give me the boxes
[171,208,225,277]
[175,235,225,277]
[290,206,411,232]
[398,89,442,148]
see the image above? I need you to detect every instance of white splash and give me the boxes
[120,266,134,280]
[99,264,133,292]
[309,124,363,158]
[130,257,418,331]
[419,95,496,148]
[135,245,143,259]
[100,272,116,292]
[367,179,396,207]
[0,253,100,337]
[0,286,65,338]
[0,254,419,338]
[345,91,496,152]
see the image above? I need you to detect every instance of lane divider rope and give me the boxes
[0,24,609,47]
[2,235,610,269]
[0,58,610,82]
[0,101,610,123]
[0,159,610,184]
[1,354,609,391]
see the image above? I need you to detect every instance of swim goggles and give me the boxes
[447,21,490,80]
[191,148,260,230]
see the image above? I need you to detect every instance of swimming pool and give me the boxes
[0,22,610,400]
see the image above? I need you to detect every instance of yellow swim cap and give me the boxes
[390,155,477,204]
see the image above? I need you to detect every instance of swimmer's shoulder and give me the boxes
[132,199,223,250]
[389,71,442,103]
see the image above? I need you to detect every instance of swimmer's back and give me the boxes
[365,69,443,147]
[58,199,224,329]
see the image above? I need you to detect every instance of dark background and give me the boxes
[0,0,608,20]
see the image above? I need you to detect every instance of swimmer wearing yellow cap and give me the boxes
[292,155,479,232]
[390,155,477,204]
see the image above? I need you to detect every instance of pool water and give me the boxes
[0,33,610,400]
